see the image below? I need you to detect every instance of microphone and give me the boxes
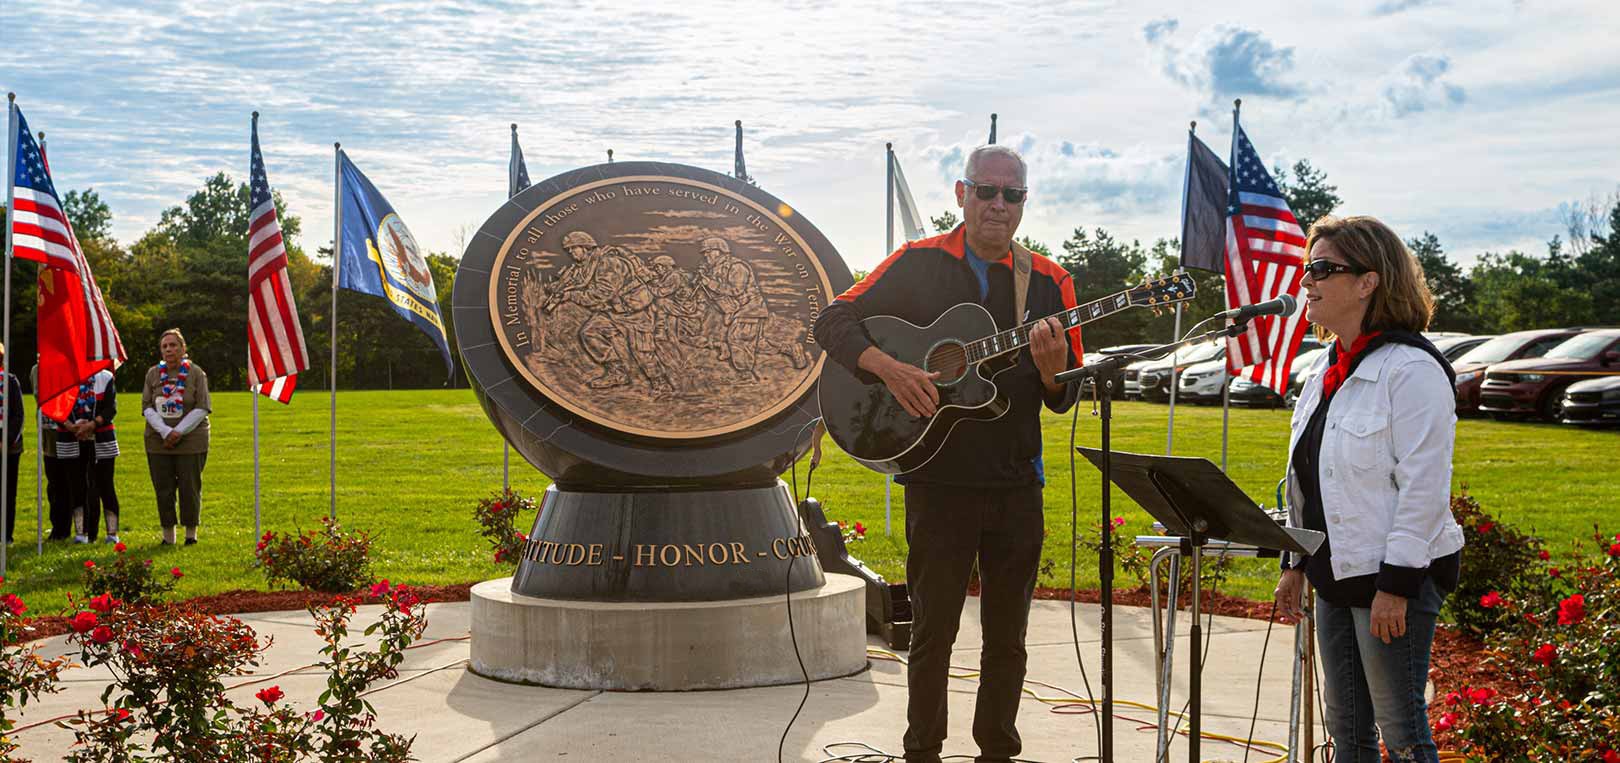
[1218,294,1297,322]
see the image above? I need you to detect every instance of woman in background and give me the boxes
[142,329,211,546]
[60,368,120,543]
[1,345,21,544]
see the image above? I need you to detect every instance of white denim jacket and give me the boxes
[1285,342,1465,582]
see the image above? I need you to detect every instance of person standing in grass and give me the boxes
[59,367,120,544]
[142,329,211,546]
[1274,216,1463,763]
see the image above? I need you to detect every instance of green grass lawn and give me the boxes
[4,390,1614,613]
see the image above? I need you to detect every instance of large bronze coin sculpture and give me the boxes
[455,161,853,606]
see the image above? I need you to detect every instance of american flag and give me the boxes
[9,105,125,422]
[1223,123,1308,395]
[246,116,308,404]
[509,124,530,198]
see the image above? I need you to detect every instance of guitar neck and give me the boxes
[964,288,1136,364]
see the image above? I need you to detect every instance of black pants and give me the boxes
[45,454,74,539]
[902,483,1044,763]
[148,452,205,528]
[3,451,18,543]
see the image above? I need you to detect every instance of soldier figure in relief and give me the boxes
[696,237,770,382]
[549,231,675,395]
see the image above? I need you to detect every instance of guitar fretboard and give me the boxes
[964,288,1135,364]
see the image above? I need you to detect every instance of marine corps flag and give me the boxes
[335,151,453,377]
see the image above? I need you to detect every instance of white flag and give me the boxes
[891,154,928,241]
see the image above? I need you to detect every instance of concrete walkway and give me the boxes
[13,583,1315,762]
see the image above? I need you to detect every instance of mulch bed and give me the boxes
[10,584,475,645]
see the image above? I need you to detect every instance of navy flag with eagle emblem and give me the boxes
[336,151,453,377]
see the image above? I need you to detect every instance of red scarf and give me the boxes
[1321,331,1382,398]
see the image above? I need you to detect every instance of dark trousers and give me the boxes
[45,454,73,539]
[902,483,1044,763]
[3,451,18,543]
[64,442,115,541]
[148,452,206,528]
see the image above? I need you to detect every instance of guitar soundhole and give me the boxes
[924,341,970,386]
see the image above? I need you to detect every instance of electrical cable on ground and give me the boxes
[1068,398,1103,760]
[779,416,823,763]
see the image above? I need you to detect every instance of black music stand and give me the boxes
[1077,449,1323,763]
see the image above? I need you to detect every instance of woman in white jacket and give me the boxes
[1273,216,1464,763]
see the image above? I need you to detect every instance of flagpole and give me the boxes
[607,149,613,163]
[1222,101,1241,478]
[251,112,262,548]
[30,126,42,558]
[988,113,998,145]
[1167,122,1196,456]
[503,124,516,495]
[884,143,895,537]
[2,93,16,577]
[329,142,341,523]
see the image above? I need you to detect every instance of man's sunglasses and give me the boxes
[1303,259,1365,280]
[961,179,1028,204]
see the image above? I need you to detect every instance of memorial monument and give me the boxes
[455,161,867,689]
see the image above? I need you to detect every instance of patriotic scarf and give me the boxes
[1321,332,1382,399]
[158,358,190,399]
[72,379,97,422]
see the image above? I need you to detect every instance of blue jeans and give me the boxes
[1315,577,1445,763]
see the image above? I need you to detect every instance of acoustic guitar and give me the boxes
[819,274,1196,474]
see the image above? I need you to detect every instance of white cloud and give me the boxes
[1143,20,1303,105]
[1381,53,1467,116]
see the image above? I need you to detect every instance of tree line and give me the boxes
[2,164,1615,392]
[1,172,461,393]
[931,162,1619,351]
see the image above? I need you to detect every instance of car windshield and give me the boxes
[1172,342,1224,363]
[1457,334,1542,365]
[1545,333,1619,360]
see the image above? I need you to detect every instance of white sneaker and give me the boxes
[103,535,121,544]
[73,535,90,544]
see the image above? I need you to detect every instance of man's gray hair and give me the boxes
[964,145,1027,185]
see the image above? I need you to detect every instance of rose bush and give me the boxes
[1,578,69,763]
[82,544,180,605]
[256,518,376,593]
[473,489,539,567]
[1444,491,1552,639]
[1443,526,1620,760]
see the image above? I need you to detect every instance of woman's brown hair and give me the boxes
[1305,215,1435,336]
[160,328,188,356]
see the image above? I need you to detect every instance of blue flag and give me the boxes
[336,151,453,377]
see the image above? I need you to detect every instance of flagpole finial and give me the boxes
[607,149,614,162]
[1190,120,1197,132]
[6,92,14,103]
[1234,98,1242,110]
[510,123,517,133]
[334,142,341,151]
[886,142,892,150]
[735,119,743,128]
[37,131,43,141]
[252,111,259,122]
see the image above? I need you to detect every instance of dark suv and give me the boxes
[1479,329,1620,420]
[1453,329,1582,413]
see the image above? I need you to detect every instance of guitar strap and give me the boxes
[1010,241,1033,327]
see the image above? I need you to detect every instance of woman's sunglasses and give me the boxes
[961,179,1028,205]
[1303,259,1364,280]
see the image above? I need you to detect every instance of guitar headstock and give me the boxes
[1128,273,1197,312]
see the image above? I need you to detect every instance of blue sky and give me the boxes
[5,0,1617,273]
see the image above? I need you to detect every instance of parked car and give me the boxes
[1453,329,1583,413]
[1131,341,1225,402]
[1432,334,1491,362]
[1560,375,1620,426]
[1479,329,1620,420]
[1221,339,1330,407]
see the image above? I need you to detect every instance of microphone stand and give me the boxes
[1053,317,1254,763]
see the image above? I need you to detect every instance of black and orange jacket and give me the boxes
[814,225,1083,487]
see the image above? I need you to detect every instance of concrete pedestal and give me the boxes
[469,573,868,690]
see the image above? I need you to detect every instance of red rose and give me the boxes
[2,593,28,617]
[1604,750,1620,763]
[256,541,267,552]
[1532,643,1557,666]
[1468,687,1496,704]
[1111,516,1127,528]
[1609,542,1620,558]
[90,625,115,645]
[1558,594,1586,625]
[113,541,126,553]
[1478,591,1503,609]
[311,709,325,722]
[88,593,120,614]
[170,567,183,579]
[493,549,507,563]
[70,611,98,633]
[370,579,392,598]
[1436,711,1458,731]
[1549,567,1562,578]
[255,685,284,705]
[854,521,866,537]
[111,707,131,722]
[83,560,96,569]
[1444,691,1462,706]
[391,587,420,611]
[1478,521,1494,533]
